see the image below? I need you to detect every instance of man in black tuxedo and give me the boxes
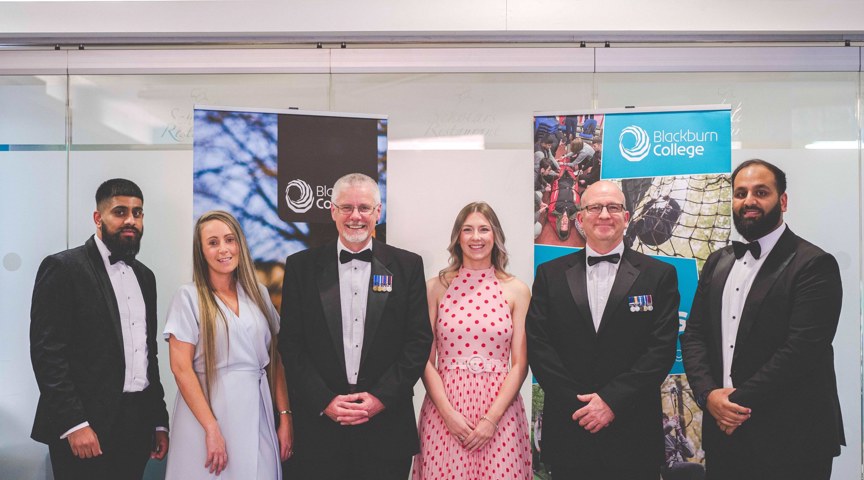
[278,173,432,480]
[527,180,680,479]
[681,159,844,480]
[30,178,169,480]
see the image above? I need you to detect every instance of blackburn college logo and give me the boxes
[284,179,314,213]
[619,125,651,162]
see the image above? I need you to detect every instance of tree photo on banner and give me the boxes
[193,107,388,312]
[531,107,731,480]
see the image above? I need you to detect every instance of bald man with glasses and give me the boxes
[527,180,680,479]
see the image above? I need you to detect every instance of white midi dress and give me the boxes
[163,283,281,480]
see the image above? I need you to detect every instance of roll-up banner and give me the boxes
[531,106,731,478]
[193,106,387,310]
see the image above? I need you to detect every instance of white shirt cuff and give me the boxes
[60,421,90,439]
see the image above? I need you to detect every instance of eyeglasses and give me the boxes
[332,203,379,215]
[582,203,626,215]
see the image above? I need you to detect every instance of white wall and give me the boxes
[387,150,535,421]
[0,0,862,41]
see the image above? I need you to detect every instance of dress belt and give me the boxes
[440,355,509,374]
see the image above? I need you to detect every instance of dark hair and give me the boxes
[539,158,553,170]
[543,134,556,144]
[731,159,786,194]
[95,178,143,209]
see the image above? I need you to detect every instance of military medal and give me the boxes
[373,275,393,292]
[629,295,654,312]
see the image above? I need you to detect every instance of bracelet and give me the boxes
[479,416,498,431]
[279,410,293,416]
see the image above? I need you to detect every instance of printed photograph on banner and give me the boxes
[530,383,549,480]
[534,114,604,248]
[661,375,706,477]
[193,108,387,311]
[622,175,731,270]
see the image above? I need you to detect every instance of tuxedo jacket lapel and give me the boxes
[85,237,124,351]
[316,243,346,375]
[564,249,595,334]
[361,241,391,367]
[735,229,797,352]
[597,248,639,337]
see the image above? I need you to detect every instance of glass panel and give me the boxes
[331,73,594,149]
[0,75,66,145]
[70,74,332,145]
[0,151,68,480]
[597,72,858,149]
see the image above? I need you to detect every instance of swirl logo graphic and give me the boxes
[284,179,314,213]
[619,125,651,162]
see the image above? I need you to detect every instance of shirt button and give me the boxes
[732,315,736,319]
[736,288,740,291]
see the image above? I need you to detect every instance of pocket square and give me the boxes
[628,295,653,312]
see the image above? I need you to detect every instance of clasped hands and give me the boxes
[441,409,497,453]
[324,392,384,426]
[706,387,751,436]
[572,393,615,434]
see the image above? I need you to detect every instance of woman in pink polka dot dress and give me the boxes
[412,202,532,480]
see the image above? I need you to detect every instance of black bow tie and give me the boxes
[587,253,621,266]
[732,241,761,260]
[340,249,373,264]
[109,253,135,265]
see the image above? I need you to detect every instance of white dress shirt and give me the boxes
[721,223,786,388]
[62,235,151,439]
[337,239,373,385]
[585,241,625,332]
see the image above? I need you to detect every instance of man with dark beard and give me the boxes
[681,160,844,480]
[30,178,169,480]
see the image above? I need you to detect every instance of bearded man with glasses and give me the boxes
[278,173,432,480]
[527,180,680,479]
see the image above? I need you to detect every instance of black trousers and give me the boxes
[48,393,153,480]
[294,449,412,480]
[551,457,660,480]
[706,456,833,480]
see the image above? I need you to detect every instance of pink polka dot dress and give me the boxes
[412,267,532,480]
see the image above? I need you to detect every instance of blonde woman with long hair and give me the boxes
[412,202,532,479]
[164,211,292,479]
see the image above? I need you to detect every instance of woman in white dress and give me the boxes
[164,211,293,479]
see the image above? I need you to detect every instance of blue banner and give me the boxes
[602,109,731,179]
